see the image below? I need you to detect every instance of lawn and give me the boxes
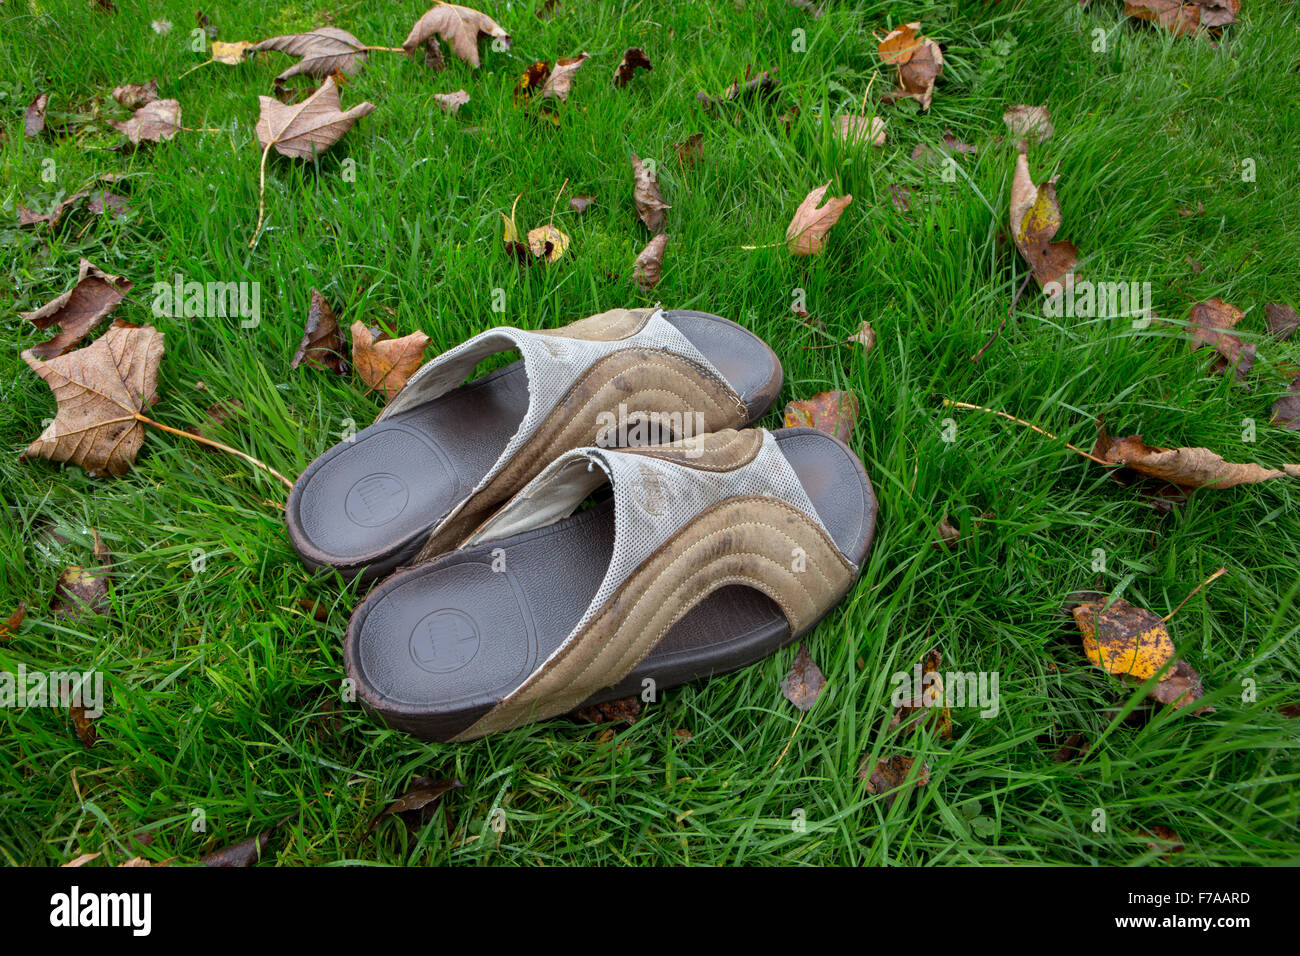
[2,0,1298,866]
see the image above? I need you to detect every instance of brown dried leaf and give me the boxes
[0,602,26,640]
[859,754,929,809]
[1265,303,1298,340]
[1091,432,1299,488]
[25,93,49,137]
[255,77,375,160]
[20,259,133,360]
[1188,297,1253,380]
[110,98,181,145]
[23,322,164,477]
[783,390,859,443]
[291,289,348,373]
[1002,104,1053,146]
[932,515,961,550]
[369,776,462,835]
[633,233,669,291]
[70,702,98,748]
[18,190,129,230]
[835,114,885,147]
[1272,375,1300,432]
[1126,0,1238,35]
[568,194,595,214]
[52,531,113,621]
[402,3,511,69]
[572,696,641,724]
[847,320,875,351]
[612,47,652,87]
[433,89,470,114]
[1137,824,1185,858]
[1010,152,1078,288]
[786,182,852,256]
[111,78,159,110]
[890,648,953,738]
[201,828,277,867]
[252,27,368,93]
[632,153,670,233]
[781,644,826,711]
[1147,659,1212,713]
[672,132,704,167]
[542,53,588,102]
[351,321,430,402]
[878,23,943,110]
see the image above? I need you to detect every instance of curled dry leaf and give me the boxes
[1272,375,1300,432]
[1002,104,1053,146]
[890,648,952,739]
[403,3,510,69]
[21,259,133,360]
[111,78,159,110]
[22,321,164,477]
[542,53,588,102]
[19,190,130,230]
[612,47,652,87]
[252,27,369,94]
[859,754,929,809]
[633,233,669,291]
[369,776,463,836]
[1125,0,1239,36]
[568,194,595,214]
[52,532,112,621]
[1188,297,1253,380]
[672,132,704,167]
[25,93,49,137]
[783,390,859,443]
[0,603,26,640]
[1147,659,1211,712]
[527,223,570,262]
[835,114,885,147]
[1264,303,1298,341]
[1009,151,1078,289]
[351,321,431,402]
[201,827,279,867]
[932,515,961,550]
[111,98,181,145]
[433,89,470,114]
[255,76,375,160]
[70,701,98,748]
[291,288,348,373]
[878,22,944,111]
[631,154,670,233]
[847,320,875,351]
[781,644,827,712]
[786,182,852,256]
[1092,431,1300,488]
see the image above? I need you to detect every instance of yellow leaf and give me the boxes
[212,40,254,65]
[527,224,569,262]
[1073,599,1175,681]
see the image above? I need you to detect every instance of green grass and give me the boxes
[2,0,1299,866]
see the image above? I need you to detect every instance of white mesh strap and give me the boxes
[463,429,847,673]
[377,310,734,498]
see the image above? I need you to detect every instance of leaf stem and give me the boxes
[133,413,293,490]
[1162,567,1228,623]
[250,141,273,248]
[942,399,1111,466]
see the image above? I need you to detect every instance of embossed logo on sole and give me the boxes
[410,609,481,673]
[345,473,409,527]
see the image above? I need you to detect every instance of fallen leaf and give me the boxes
[188,399,244,442]
[783,390,859,443]
[1272,375,1300,432]
[20,259,133,360]
[781,644,826,711]
[633,233,669,291]
[351,321,430,402]
[202,828,278,867]
[612,47,652,87]
[0,603,27,640]
[859,754,929,809]
[255,76,375,160]
[1146,659,1212,712]
[152,19,172,34]
[70,702,98,748]
[542,53,588,102]
[22,322,164,477]
[932,515,961,550]
[63,852,102,867]
[835,114,885,147]
[25,93,49,137]
[1091,432,1299,488]
[572,697,641,724]
[252,27,368,96]
[211,39,253,65]
[1265,303,1298,341]
[847,320,875,351]
[1072,597,1174,681]
[18,190,129,230]
[527,223,570,262]
[52,531,112,621]
[1051,731,1088,762]
[697,68,777,110]
[1009,151,1078,288]
[888,183,912,213]
[1136,824,1185,858]
[111,78,159,110]
[1002,104,1053,146]
[369,776,462,835]
[672,132,704,167]
[291,289,348,372]
[878,22,944,110]
[568,194,595,214]
[1188,297,1253,380]
[403,3,510,69]
[433,89,470,114]
[890,648,953,738]
[1125,0,1238,36]
[786,182,852,256]
[110,98,181,145]
[632,153,670,233]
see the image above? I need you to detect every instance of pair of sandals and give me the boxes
[286,307,878,742]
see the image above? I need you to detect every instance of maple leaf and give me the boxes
[22,321,164,477]
[1009,151,1078,288]
[402,3,511,69]
[291,289,348,373]
[21,258,133,359]
[786,182,852,256]
[254,76,375,160]
[252,27,370,95]
[878,22,944,111]
[111,99,181,146]
[351,322,431,402]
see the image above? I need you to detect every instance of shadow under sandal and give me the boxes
[343,426,878,741]
[286,307,783,583]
